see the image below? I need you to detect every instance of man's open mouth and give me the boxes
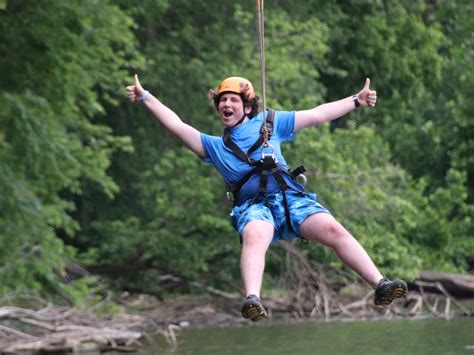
[223,110,233,118]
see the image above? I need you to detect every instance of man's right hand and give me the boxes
[126,74,145,102]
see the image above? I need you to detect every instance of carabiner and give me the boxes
[261,143,277,162]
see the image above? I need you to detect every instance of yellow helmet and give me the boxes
[217,77,256,99]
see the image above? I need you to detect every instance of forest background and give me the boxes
[0,0,473,307]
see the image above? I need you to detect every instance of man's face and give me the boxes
[218,93,250,128]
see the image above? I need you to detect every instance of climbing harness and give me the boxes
[223,109,307,235]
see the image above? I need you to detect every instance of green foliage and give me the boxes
[0,1,141,299]
[77,145,241,293]
[400,169,474,271]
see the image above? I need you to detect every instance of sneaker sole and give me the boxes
[374,281,408,306]
[242,304,268,322]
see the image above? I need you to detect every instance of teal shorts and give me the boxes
[230,190,330,243]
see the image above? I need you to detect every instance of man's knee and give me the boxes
[325,220,346,237]
[302,213,352,247]
[242,220,274,248]
[323,220,355,249]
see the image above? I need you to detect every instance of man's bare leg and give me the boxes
[299,213,383,286]
[240,220,274,297]
[299,212,407,304]
[240,220,273,321]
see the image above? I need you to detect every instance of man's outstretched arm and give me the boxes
[294,78,377,131]
[127,74,205,158]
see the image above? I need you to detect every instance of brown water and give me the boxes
[131,317,474,355]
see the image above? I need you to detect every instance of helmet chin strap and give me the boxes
[230,113,247,129]
[228,101,249,129]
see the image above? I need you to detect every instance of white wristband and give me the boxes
[140,90,150,103]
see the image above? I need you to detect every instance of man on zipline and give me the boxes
[126,75,407,322]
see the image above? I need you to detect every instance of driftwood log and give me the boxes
[409,270,474,298]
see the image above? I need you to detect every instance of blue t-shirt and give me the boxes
[201,110,303,205]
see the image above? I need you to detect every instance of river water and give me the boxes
[133,317,473,355]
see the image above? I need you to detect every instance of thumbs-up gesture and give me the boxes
[356,78,377,108]
[126,74,146,102]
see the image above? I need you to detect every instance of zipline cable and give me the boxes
[256,0,269,147]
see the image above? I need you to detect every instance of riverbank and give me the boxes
[1,289,472,353]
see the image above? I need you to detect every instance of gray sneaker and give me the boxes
[241,294,268,321]
[374,277,408,306]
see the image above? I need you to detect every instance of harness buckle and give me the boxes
[261,144,277,162]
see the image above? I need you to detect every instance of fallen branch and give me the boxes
[0,305,146,353]
[415,281,471,316]
[0,325,39,340]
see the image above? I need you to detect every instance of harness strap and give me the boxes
[223,110,275,163]
[259,156,276,197]
[228,164,302,201]
[258,170,270,200]
[228,166,262,196]
[290,165,306,179]
[223,133,256,164]
[271,167,293,231]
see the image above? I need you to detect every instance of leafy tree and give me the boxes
[0,0,141,299]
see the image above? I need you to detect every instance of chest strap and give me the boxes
[223,109,275,164]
